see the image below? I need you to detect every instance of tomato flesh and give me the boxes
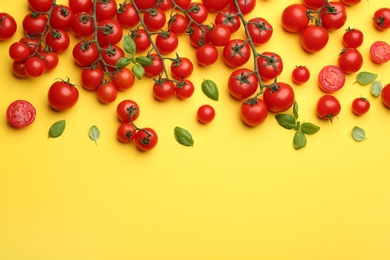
[370,41,390,64]
[318,65,345,93]
[6,100,36,128]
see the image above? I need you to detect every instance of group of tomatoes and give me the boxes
[2,0,390,151]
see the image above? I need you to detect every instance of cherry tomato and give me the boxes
[49,5,74,30]
[373,8,390,31]
[143,8,166,32]
[9,42,30,62]
[96,82,118,104]
[134,127,158,151]
[158,0,173,10]
[186,3,208,24]
[247,17,273,45]
[155,31,178,54]
[208,24,231,47]
[337,48,363,74]
[131,29,151,53]
[153,79,176,101]
[342,27,363,49]
[116,3,140,28]
[215,10,241,34]
[72,41,99,67]
[117,123,137,143]
[133,0,157,10]
[81,67,104,91]
[28,0,54,12]
[100,45,125,70]
[370,41,390,64]
[202,0,229,12]
[381,84,390,108]
[302,0,326,9]
[0,13,17,40]
[352,97,370,115]
[340,0,361,5]
[23,13,48,35]
[196,43,218,66]
[316,94,341,121]
[320,2,347,31]
[39,50,59,71]
[175,80,195,99]
[263,82,295,113]
[240,98,268,127]
[228,68,258,100]
[257,52,283,81]
[197,104,215,124]
[281,4,309,33]
[97,19,123,46]
[168,14,188,35]
[20,36,41,55]
[24,57,46,77]
[45,29,70,53]
[116,99,140,122]
[113,68,135,91]
[300,25,329,53]
[222,39,251,68]
[96,0,117,21]
[69,0,92,13]
[292,66,310,85]
[188,24,211,47]
[70,12,95,37]
[48,80,79,111]
[144,53,164,77]
[318,65,345,93]
[229,0,256,15]
[170,57,193,79]
[6,100,36,128]
[12,61,28,78]
[174,0,191,9]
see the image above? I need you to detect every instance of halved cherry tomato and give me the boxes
[6,100,36,128]
[318,65,345,93]
[370,41,390,64]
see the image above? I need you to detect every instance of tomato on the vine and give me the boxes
[186,3,208,24]
[263,82,295,113]
[281,4,309,33]
[28,0,54,12]
[168,14,188,35]
[96,0,117,21]
[214,10,241,34]
[316,94,341,121]
[117,99,140,123]
[0,13,17,40]
[373,8,390,31]
[72,41,99,67]
[155,31,178,54]
[22,13,48,35]
[81,67,104,91]
[9,42,30,62]
[257,52,283,81]
[144,53,164,77]
[133,0,157,10]
[100,45,125,70]
[117,123,137,143]
[320,2,347,31]
[39,50,59,71]
[24,57,46,77]
[188,24,211,47]
[6,100,36,128]
[48,80,79,111]
[96,82,118,104]
[45,29,70,53]
[240,98,268,127]
[292,66,310,85]
[143,8,166,32]
[196,43,218,66]
[113,68,135,91]
[381,84,390,108]
[197,104,215,124]
[302,0,326,9]
[71,12,95,37]
[12,61,28,78]
[352,97,370,115]
[158,0,173,11]
[342,28,363,49]
[337,48,363,74]
[49,5,74,31]
[246,17,273,45]
[134,128,158,151]
[97,19,123,46]
[300,25,329,53]
[131,28,151,53]
[222,39,251,68]
[174,0,190,9]
[116,3,140,28]
[170,57,193,79]
[208,24,231,47]
[318,65,345,93]
[175,80,195,99]
[370,41,390,64]
[20,36,41,55]
[153,79,176,101]
[228,68,258,100]
[202,0,229,12]
[229,0,256,15]
[69,0,92,13]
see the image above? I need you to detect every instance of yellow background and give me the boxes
[1,0,390,259]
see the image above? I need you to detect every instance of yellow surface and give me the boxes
[1,0,390,259]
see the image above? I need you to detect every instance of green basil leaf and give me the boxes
[201,79,219,101]
[174,126,194,147]
[116,57,132,69]
[123,35,136,55]
[275,114,296,129]
[135,56,153,66]
[293,100,299,119]
[301,122,320,135]
[371,80,383,97]
[89,125,100,145]
[352,126,366,142]
[354,71,378,85]
[48,119,66,138]
[132,63,145,80]
[293,130,307,150]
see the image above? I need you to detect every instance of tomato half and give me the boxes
[6,100,36,128]
[318,65,345,93]
[370,41,390,64]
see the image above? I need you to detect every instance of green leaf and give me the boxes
[48,119,66,138]
[132,63,145,80]
[201,79,219,101]
[293,100,299,119]
[174,126,194,147]
[136,56,153,66]
[293,130,307,150]
[275,114,296,129]
[301,122,320,135]
[123,35,136,55]
[354,71,378,85]
[352,126,366,142]
[116,57,132,69]
[371,80,383,97]
[89,125,100,145]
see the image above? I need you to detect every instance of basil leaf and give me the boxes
[123,35,136,55]
[352,126,366,142]
[48,119,66,138]
[371,80,383,97]
[132,63,145,80]
[301,122,320,135]
[293,130,307,150]
[136,56,153,66]
[275,114,296,129]
[201,79,219,101]
[174,126,194,147]
[116,57,132,69]
[354,71,378,85]
[293,100,299,119]
[89,125,100,145]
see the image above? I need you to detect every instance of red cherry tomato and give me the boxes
[48,80,79,111]
[168,14,188,35]
[246,17,273,45]
[95,0,117,21]
[352,97,370,115]
[6,100,36,128]
[116,99,140,123]
[39,50,59,71]
[373,8,390,31]
[0,13,17,40]
[186,3,208,24]
[97,19,123,46]
[22,13,48,35]
[228,68,258,100]
[133,0,157,10]
[302,0,326,9]
[337,48,363,74]
[113,68,135,91]
[9,42,30,62]
[340,0,360,5]
[208,24,231,47]
[24,57,46,77]
[196,43,218,66]
[175,80,195,99]
[49,5,74,30]
[263,82,295,113]
[131,29,151,53]
[143,8,166,32]
[240,98,268,127]
[214,10,240,33]
[300,25,329,53]
[292,66,310,85]
[117,123,137,143]
[229,0,256,15]
[257,52,283,81]
[134,127,158,151]
[12,61,28,78]
[72,41,99,67]
[81,67,104,91]
[197,104,215,124]
[318,65,345,93]
[202,0,229,12]
[342,27,363,49]
[222,39,251,68]
[116,3,140,28]
[281,4,309,33]
[316,95,341,121]
[370,41,390,64]
[96,82,118,104]
[381,84,390,108]
[320,2,347,31]
[144,53,164,77]
[170,57,193,79]
[70,12,95,37]
[153,79,176,101]
[45,29,70,53]
[69,0,92,13]
[28,0,54,12]
[155,31,178,54]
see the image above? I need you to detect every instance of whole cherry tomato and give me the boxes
[68,0,92,13]
[100,45,125,70]
[133,0,157,10]
[202,0,229,12]
[45,29,70,53]
[24,57,46,77]
[337,48,363,74]
[228,68,258,100]
[144,53,164,77]
[116,3,139,28]
[113,68,135,91]
[28,0,54,12]
[168,14,188,35]
[281,4,309,33]
[48,80,79,111]
[153,79,176,101]
[134,127,158,151]
[352,97,370,115]
[257,52,283,81]
[12,61,28,78]
[316,94,341,122]
[0,13,17,40]
[373,8,390,31]
[81,67,104,91]
[116,99,140,122]
[342,27,364,49]
[197,104,215,124]
[223,39,251,68]
[143,8,166,32]
[72,41,99,67]
[39,50,59,71]
[196,43,218,66]
[117,123,137,143]
[131,29,151,53]
[49,5,74,30]
[155,31,178,54]
[208,24,231,47]
[320,2,347,31]
[263,82,295,113]
[246,17,273,45]
[96,0,117,21]
[340,0,361,5]
[240,98,268,127]
[175,80,195,99]
[229,0,256,15]
[96,82,118,104]
[302,0,326,9]
[97,19,123,46]
[215,10,241,33]
[188,24,211,47]
[186,3,208,24]
[300,25,329,53]
[9,42,30,62]
[23,13,48,35]
[71,12,95,37]
[170,57,193,79]
[292,66,310,85]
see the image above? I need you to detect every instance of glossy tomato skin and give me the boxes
[337,48,363,74]
[24,57,46,77]
[28,0,54,12]
[352,97,370,115]
[155,32,178,54]
[81,67,104,91]
[133,0,157,10]
[153,80,176,101]
[318,65,345,93]
[381,84,390,108]
[208,24,231,47]
[113,68,135,91]
[302,0,326,9]
[100,45,125,69]
[189,24,210,47]
[370,41,390,64]
[49,5,74,30]
[134,127,158,151]
[116,99,140,122]
[342,28,363,48]
[131,29,151,53]
[143,8,166,32]
[48,80,79,111]
[116,4,139,28]
[373,8,390,31]
[9,42,30,62]
[97,19,123,46]
[175,80,195,99]
[144,54,164,77]
[316,94,341,121]
[170,57,193,79]
[0,13,17,40]
[45,29,70,53]
[20,36,41,55]
[6,100,36,128]
[320,2,347,31]
[168,14,188,35]
[292,66,310,85]
[263,82,295,113]
[197,105,215,124]
[23,13,48,35]
[12,61,28,78]
[202,0,229,12]
[247,17,273,45]
[215,10,240,33]
[186,3,208,24]
[71,12,95,37]
[240,98,268,127]
[39,50,59,71]
[300,25,329,53]
[228,68,258,100]
[96,0,117,21]
[340,0,361,5]
[196,43,218,66]
[117,123,137,143]
[257,52,283,81]
[69,0,92,13]
[281,4,309,33]
[158,0,173,10]
[229,0,256,15]
[223,39,251,67]
[97,82,118,104]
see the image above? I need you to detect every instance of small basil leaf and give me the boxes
[371,80,383,97]
[293,130,307,150]
[123,35,136,55]
[116,57,132,69]
[201,79,219,101]
[174,126,194,147]
[354,71,378,85]
[301,122,320,135]
[48,119,66,138]
[275,114,296,129]
[135,56,153,66]
[89,125,100,145]
[132,63,145,80]
[352,126,366,142]
[293,100,299,119]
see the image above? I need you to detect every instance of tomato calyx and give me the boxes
[373,16,386,29]
[321,113,337,123]
[258,52,281,72]
[234,71,257,86]
[264,81,280,94]
[244,97,260,106]
[98,23,114,35]
[248,19,272,34]
[229,39,249,58]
